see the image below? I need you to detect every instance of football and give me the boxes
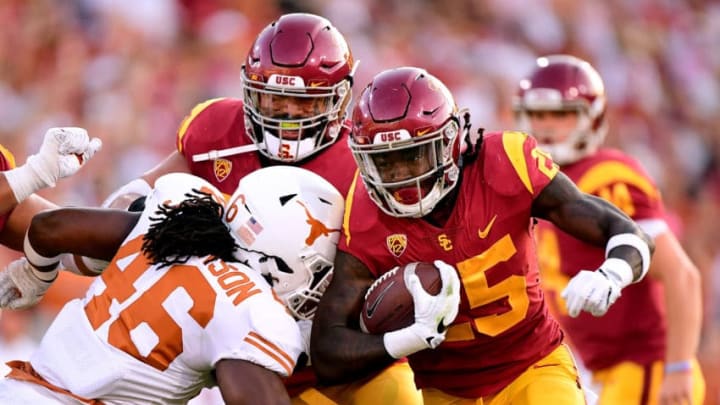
[359,261,442,334]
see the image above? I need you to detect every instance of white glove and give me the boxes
[561,258,633,317]
[4,127,102,202]
[383,260,461,359]
[0,257,58,309]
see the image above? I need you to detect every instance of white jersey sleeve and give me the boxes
[202,267,303,377]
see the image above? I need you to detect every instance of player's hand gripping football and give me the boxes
[562,258,633,317]
[5,127,102,202]
[0,257,58,309]
[383,260,461,359]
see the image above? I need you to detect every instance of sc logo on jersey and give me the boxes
[437,234,453,251]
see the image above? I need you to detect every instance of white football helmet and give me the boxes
[225,166,344,319]
[143,173,224,217]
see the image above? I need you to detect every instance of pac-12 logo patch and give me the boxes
[386,234,407,257]
[213,158,232,182]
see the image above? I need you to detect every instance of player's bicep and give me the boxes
[29,208,139,260]
[216,358,291,405]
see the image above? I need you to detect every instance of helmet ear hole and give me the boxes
[225,166,344,320]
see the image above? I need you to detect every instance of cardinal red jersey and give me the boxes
[175,97,356,395]
[0,144,17,231]
[341,131,564,398]
[536,149,666,371]
[176,98,357,198]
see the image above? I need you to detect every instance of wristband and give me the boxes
[664,360,692,374]
[30,263,58,283]
[605,233,650,282]
[3,161,48,203]
[383,326,425,359]
[24,232,61,269]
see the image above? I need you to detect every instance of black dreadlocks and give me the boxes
[142,189,239,268]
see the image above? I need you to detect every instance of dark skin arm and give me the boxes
[216,359,291,405]
[531,172,655,280]
[0,194,57,251]
[28,208,140,263]
[311,250,396,384]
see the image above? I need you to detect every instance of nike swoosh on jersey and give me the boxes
[478,215,498,239]
[365,281,396,318]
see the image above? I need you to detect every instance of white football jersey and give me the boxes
[26,178,303,404]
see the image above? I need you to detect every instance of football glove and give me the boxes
[0,257,58,309]
[383,260,461,359]
[5,127,102,202]
[562,258,633,317]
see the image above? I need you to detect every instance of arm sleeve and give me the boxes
[205,291,303,377]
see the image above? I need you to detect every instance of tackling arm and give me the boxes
[310,250,396,384]
[215,359,291,405]
[28,208,140,261]
[0,208,139,309]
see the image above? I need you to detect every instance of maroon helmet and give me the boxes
[350,67,470,218]
[241,13,356,162]
[514,54,607,165]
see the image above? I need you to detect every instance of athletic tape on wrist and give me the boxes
[605,233,650,281]
[24,232,61,268]
[3,164,46,203]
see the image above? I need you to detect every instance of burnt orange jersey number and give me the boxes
[85,235,217,371]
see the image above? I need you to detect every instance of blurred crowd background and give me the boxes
[0,0,718,402]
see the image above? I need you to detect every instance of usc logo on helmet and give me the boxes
[386,234,407,257]
[213,159,232,182]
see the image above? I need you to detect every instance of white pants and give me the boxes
[0,378,84,404]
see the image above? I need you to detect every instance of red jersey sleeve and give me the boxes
[174,98,261,195]
[483,131,559,199]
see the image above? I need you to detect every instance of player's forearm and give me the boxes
[645,230,702,364]
[311,325,395,384]
[661,256,702,362]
